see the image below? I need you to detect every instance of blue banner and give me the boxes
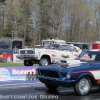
[0,66,38,81]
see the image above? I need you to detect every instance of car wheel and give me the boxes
[74,77,91,96]
[39,57,49,66]
[24,60,34,66]
[45,84,58,90]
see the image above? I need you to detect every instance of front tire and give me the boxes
[74,77,91,96]
[24,60,34,66]
[39,57,49,66]
[45,84,58,90]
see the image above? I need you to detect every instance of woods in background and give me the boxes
[0,0,100,46]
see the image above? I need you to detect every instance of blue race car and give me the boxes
[36,49,100,96]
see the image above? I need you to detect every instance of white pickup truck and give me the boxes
[17,43,82,66]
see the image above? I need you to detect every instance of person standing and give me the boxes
[13,46,18,54]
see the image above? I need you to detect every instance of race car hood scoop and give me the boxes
[55,60,89,69]
[60,61,88,68]
[44,60,84,69]
[59,60,83,68]
[67,60,81,63]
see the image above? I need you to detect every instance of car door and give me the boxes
[61,45,76,60]
[68,46,81,59]
[55,45,74,62]
[56,45,81,62]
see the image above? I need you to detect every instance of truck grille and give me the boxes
[38,70,60,78]
[20,50,34,54]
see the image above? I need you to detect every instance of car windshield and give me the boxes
[76,51,100,62]
[44,44,60,50]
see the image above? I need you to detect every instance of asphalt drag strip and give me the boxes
[0,80,40,86]
[0,83,100,100]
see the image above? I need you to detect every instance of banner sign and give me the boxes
[13,54,23,63]
[1,54,13,62]
[0,66,38,81]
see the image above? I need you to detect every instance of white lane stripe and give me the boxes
[0,82,41,86]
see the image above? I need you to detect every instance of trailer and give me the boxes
[0,38,24,49]
[66,41,100,50]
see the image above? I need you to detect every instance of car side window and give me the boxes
[80,53,89,60]
[94,55,100,61]
[71,47,78,52]
[67,46,77,52]
[60,46,76,52]
[80,53,96,61]
[58,46,63,51]
[59,46,68,51]
[63,45,69,51]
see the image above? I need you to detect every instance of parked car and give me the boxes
[0,43,11,49]
[36,49,100,96]
[17,44,82,66]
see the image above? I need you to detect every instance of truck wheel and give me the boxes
[39,57,49,66]
[45,84,58,90]
[73,77,91,96]
[24,60,34,66]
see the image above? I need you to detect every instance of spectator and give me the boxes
[13,46,18,54]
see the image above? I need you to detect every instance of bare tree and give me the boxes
[1,0,100,45]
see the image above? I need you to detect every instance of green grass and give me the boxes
[0,63,38,67]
